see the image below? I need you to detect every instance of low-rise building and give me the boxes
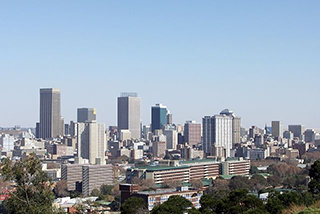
[82,164,113,196]
[120,184,203,211]
[127,158,249,184]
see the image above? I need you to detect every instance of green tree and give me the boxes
[215,189,265,214]
[121,197,148,214]
[0,154,55,214]
[110,195,121,211]
[265,192,285,214]
[91,188,100,197]
[199,194,218,213]
[309,160,320,194]
[266,191,303,214]
[100,184,113,195]
[250,166,259,175]
[151,195,193,214]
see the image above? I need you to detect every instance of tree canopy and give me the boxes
[0,154,55,214]
[121,197,148,214]
[151,195,193,214]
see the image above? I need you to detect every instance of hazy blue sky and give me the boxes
[1,1,319,129]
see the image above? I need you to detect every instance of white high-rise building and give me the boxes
[202,111,233,157]
[164,129,178,150]
[0,134,15,152]
[77,122,106,165]
[117,92,141,139]
[213,114,233,157]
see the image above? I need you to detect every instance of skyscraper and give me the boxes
[77,121,106,165]
[202,116,213,154]
[164,129,178,150]
[202,110,233,157]
[272,121,283,138]
[39,88,63,139]
[289,125,305,139]
[220,109,241,146]
[151,104,168,133]
[184,121,201,147]
[77,108,97,122]
[117,92,141,139]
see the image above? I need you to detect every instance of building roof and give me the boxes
[181,159,219,165]
[135,188,202,196]
[132,165,189,172]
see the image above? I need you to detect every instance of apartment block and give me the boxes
[61,164,87,191]
[82,164,113,196]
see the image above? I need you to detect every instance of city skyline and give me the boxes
[0,87,319,130]
[1,1,319,128]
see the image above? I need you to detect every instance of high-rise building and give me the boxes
[305,129,316,142]
[35,122,40,138]
[272,121,283,138]
[289,125,305,139]
[167,113,173,125]
[249,126,260,139]
[184,121,201,147]
[39,88,64,139]
[77,121,106,165]
[219,109,241,146]
[202,111,233,157]
[152,141,166,158]
[151,104,168,133]
[77,108,97,123]
[117,93,141,139]
[202,116,213,154]
[164,129,178,150]
[213,114,233,157]
[232,117,241,146]
[0,134,14,152]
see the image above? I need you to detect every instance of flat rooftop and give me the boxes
[132,165,189,172]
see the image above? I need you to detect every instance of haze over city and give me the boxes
[1,1,320,128]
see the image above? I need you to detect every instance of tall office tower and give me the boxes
[77,121,106,165]
[164,129,178,150]
[142,125,151,140]
[167,113,173,125]
[39,88,64,139]
[202,116,213,154]
[184,121,201,147]
[35,122,40,138]
[69,121,78,137]
[305,129,316,142]
[289,125,306,139]
[272,121,283,138]
[249,126,260,139]
[151,104,168,132]
[220,109,241,147]
[202,112,233,157]
[117,92,141,139]
[77,108,97,122]
[64,124,69,135]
